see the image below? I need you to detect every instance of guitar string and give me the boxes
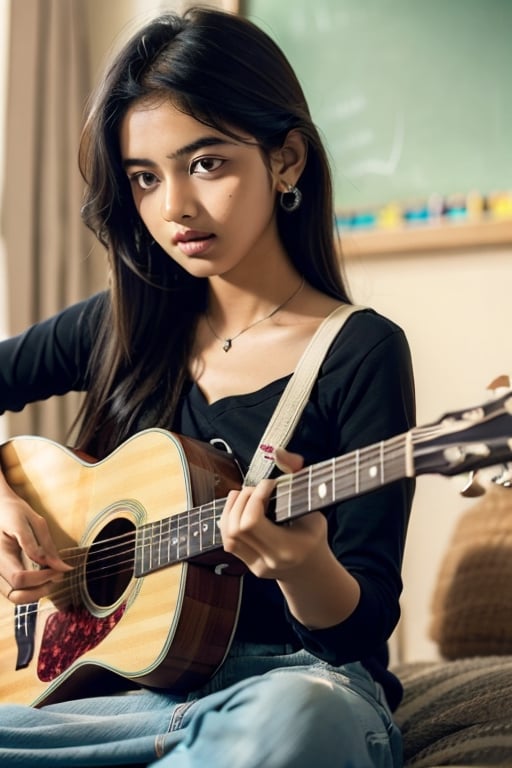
[60,413,483,572]
[35,432,411,569]
[3,419,464,590]
[0,412,496,627]
[0,449,412,627]
[11,416,474,582]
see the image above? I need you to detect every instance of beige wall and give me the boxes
[84,0,177,83]
[345,241,512,660]
[84,1,231,84]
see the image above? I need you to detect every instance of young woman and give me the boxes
[0,7,415,767]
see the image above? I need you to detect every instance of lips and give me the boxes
[173,229,214,245]
[173,229,215,256]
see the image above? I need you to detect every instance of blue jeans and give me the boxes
[0,643,402,767]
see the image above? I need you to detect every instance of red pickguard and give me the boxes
[38,604,126,681]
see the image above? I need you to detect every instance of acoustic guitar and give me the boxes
[1,391,511,707]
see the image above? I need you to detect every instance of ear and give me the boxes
[269,129,308,192]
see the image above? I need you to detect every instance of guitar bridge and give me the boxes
[14,603,38,670]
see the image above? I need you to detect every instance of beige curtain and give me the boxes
[2,0,106,443]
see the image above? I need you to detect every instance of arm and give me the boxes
[0,294,104,601]
[221,447,361,629]
[0,468,71,603]
[0,293,105,414]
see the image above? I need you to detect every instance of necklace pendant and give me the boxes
[223,339,232,352]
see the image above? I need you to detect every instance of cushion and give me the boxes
[429,484,512,660]
[394,657,512,766]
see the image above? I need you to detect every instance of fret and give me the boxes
[189,507,201,558]
[134,523,151,576]
[212,499,219,547]
[310,466,333,507]
[358,446,382,495]
[312,459,334,505]
[160,518,170,570]
[359,447,377,494]
[333,452,357,500]
[274,473,293,523]
[165,516,172,566]
[170,517,179,557]
[154,519,162,570]
[198,506,204,552]
[180,513,189,560]
[147,524,154,571]
[166,516,179,566]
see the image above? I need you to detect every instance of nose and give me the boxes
[161,178,195,222]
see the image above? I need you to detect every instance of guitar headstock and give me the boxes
[460,376,512,495]
[413,388,512,480]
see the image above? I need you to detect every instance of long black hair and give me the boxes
[76,6,350,457]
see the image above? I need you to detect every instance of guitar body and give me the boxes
[0,430,243,707]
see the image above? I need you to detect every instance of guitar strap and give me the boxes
[243,302,366,486]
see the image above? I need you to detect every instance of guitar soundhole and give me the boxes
[85,517,135,608]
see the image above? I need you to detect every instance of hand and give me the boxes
[218,447,330,580]
[0,478,72,604]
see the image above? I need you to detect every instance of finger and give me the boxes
[0,574,14,601]
[10,565,67,591]
[0,560,64,601]
[274,447,304,474]
[222,488,243,514]
[6,578,60,605]
[221,487,256,532]
[221,483,278,558]
[3,508,71,572]
[26,515,72,571]
[236,480,275,527]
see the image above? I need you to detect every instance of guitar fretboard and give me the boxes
[134,434,409,577]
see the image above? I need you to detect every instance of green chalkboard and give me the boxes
[246,0,512,210]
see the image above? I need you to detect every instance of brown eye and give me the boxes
[190,157,224,175]
[131,172,159,190]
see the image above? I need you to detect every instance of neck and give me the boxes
[207,271,304,330]
[206,277,304,352]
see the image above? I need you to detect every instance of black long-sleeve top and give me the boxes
[0,293,415,709]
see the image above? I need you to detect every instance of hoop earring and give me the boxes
[279,183,302,213]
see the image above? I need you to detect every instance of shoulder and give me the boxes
[50,291,109,341]
[63,290,109,325]
[31,291,110,366]
[325,306,411,368]
[315,306,415,437]
[345,305,406,337]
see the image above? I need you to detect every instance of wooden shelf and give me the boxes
[339,217,512,258]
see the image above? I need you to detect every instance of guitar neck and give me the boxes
[134,432,410,577]
[134,389,512,577]
[273,432,410,524]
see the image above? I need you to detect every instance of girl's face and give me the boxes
[120,99,284,280]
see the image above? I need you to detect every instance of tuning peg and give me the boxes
[460,470,486,497]
[487,374,511,392]
[492,464,512,488]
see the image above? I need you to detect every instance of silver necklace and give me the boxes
[206,277,305,352]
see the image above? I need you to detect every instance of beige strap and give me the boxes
[243,303,366,486]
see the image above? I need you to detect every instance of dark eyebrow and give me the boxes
[122,136,235,169]
[168,136,235,160]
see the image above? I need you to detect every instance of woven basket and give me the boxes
[429,484,512,660]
